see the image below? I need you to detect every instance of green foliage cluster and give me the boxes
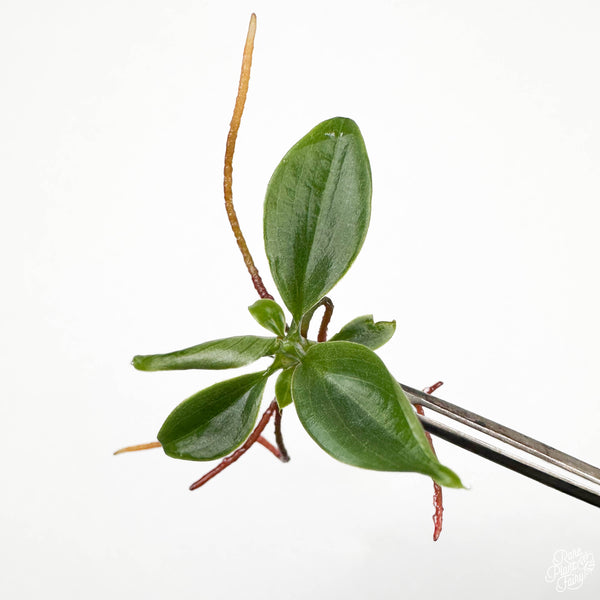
[134,117,462,488]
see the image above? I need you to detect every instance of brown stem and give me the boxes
[257,435,282,459]
[273,405,290,462]
[223,13,273,300]
[317,297,334,342]
[419,380,445,541]
[423,381,444,396]
[300,297,334,340]
[189,400,279,490]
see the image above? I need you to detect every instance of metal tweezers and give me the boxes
[401,384,600,508]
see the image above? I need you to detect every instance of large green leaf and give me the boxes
[291,341,462,488]
[132,336,279,371]
[157,372,268,461]
[264,117,372,320]
[330,314,396,349]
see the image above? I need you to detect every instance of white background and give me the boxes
[2,1,600,598]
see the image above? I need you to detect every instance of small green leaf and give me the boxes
[264,117,372,320]
[132,336,279,371]
[248,299,286,337]
[291,341,462,488]
[157,372,268,460]
[330,315,396,349]
[275,367,295,408]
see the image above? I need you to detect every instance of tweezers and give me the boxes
[401,384,600,508]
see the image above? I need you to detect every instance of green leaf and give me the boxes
[330,315,396,350]
[291,341,462,488]
[248,299,286,337]
[157,372,268,461]
[275,367,295,408]
[264,117,372,321]
[132,336,279,371]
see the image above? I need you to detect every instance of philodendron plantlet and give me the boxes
[116,13,463,541]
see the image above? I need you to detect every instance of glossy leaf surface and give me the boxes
[157,372,268,460]
[292,341,462,487]
[248,299,286,337]
[330,314,396,349]
[275,367,295,409]
[132,336,279,371]
[264,117,372,320]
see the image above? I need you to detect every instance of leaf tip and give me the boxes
[131,355,146,370]
[432,464,465,489]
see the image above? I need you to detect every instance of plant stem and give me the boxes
[420,381,445,541]
[300,296,334,340]
[317,297,334,342]
[273,405,290,462]
[223,13,273,300]
[257,435,282,459]
[189,400,280,490]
